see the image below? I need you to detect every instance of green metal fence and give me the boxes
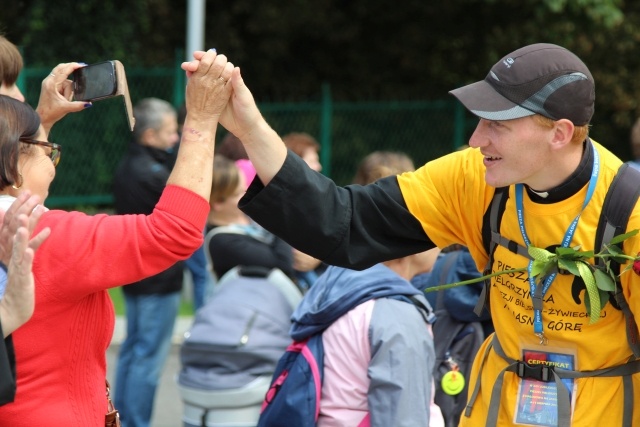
[19,67,472,209]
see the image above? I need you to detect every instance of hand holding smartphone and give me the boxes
[72,60,135,131]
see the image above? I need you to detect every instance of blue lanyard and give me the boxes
[515,144,599,339]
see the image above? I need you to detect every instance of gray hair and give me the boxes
[132,98,176,142]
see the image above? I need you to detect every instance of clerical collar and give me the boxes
[525,139,592,204]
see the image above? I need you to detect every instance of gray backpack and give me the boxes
[178,265,304,391]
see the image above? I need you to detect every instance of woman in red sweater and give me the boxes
[0,50,234,426]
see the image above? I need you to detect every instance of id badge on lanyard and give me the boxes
[513,338,577,427]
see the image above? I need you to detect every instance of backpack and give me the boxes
[430,251,485,427]
[257,294,432,427]
[477,162,640,356]
[179,265,303,390]
[203,223,276,281]
[468,162,640,427]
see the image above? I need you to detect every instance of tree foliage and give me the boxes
[1,0,640,158]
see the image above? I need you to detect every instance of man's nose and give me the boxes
[468,120,489,148]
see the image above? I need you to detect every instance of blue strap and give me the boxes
[515,144,599,338]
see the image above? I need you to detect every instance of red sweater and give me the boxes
[0,185,208,426]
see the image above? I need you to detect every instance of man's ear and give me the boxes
[550,119,575,149]
[140,128,156,146]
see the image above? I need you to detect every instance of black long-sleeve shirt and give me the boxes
[239,152,433,270]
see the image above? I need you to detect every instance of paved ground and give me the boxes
[107,316,193,427]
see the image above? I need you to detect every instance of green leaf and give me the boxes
[598,289,610,311]
[528,246,555,261]
[574,250,595,259]
[594,268,616,292]
[556,247,577,256]
[609,229,639,245]
[577,261,600,324]
[530,259,558,284]
[541,262,557,282]
[530,259,551,278]
[611,255,629,264]
[558,258,580,276]
[605,244,623,256]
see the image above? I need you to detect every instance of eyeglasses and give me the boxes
[18,138,62,167]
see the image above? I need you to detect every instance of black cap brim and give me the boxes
[449,80,536,121]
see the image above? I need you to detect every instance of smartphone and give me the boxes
[72,61,118,101]
[72,60,135,131]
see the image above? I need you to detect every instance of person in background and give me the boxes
[217,131,248,161]
[415,245,494,337]
[235,158,256,186]
[292,254,443,427]
[206,155,294,280]
[356,150,441,283]
[351,150,416,185]
[0,194,50,406]
[112,97,185,427]
[413,244,491,427]
[286,150,443,426]
[0,35,90,135]
[282,132,323,173]
[629,116,640,170]
[0,50,232,426]
[409,145,487,334]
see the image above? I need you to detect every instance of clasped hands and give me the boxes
[181,50,262,141]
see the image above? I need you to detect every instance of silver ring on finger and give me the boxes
[49,73,56,77]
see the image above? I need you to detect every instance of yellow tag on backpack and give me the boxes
[441,369,465,395]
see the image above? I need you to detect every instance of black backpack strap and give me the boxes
[466,164,640,426]
[594,163,640,259]
[476,186,510,317]
[594,163,640,358]
[481,187,509,257]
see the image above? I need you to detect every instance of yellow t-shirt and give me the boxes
[398,142,640,426]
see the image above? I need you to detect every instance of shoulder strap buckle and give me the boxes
[516,360,554,382]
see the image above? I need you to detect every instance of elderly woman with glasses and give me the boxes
[0,97,62,211]
[0,49,234,426]
[0,34,79,410]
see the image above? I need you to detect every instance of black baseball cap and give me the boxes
[449,43,595,125]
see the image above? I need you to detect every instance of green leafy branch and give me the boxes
[425,230,640,325]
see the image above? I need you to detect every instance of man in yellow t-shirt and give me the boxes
[184,43,640,426]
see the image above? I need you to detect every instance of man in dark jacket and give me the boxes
[112,98,182,427]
